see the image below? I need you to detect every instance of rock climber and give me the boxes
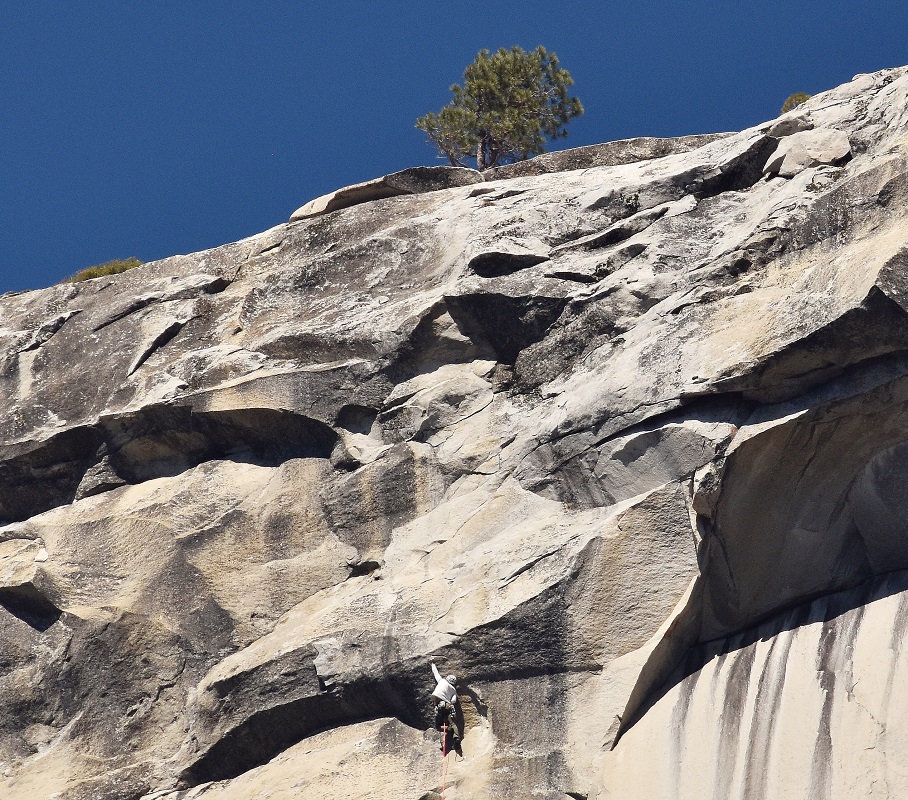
[431,662,461,753]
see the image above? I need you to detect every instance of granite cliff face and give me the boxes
[2,67,908,799]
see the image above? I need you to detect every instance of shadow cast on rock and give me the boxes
[616,568,908,744]
[0,585,62,632]
[0,405,340,523]
[181,665,431,786]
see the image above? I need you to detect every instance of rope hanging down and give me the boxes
[440,721,448,800]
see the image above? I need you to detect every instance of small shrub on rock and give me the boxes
[781,92,811,113]
[65,257,143,283]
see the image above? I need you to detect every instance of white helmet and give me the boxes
[446,674,458,686]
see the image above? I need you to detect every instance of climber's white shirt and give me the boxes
[431,663,457,704]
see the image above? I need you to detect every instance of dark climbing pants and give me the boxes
[434,701,460,742]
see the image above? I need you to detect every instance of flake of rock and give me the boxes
[19,310,81,352]
[484,133,732,179]
[765,114,814,137]
[92,273,228,330]
[73,455,128,500]
[289,166,484,220]
[762,127,852,177]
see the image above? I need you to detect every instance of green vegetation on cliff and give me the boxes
[65,257,143,283]
[416,45,583,172]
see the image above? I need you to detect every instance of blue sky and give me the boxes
[2,1,908,293]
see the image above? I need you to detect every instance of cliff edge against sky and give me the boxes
[2,66,908,799]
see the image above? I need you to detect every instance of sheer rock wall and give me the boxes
[2,66,908,799]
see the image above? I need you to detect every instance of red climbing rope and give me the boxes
[440,721,448,800]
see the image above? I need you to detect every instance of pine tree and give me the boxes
[416,46,583,172]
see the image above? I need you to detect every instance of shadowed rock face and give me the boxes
[483,133,733,179]
[3,67,908,799]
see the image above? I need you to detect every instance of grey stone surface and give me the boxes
[289,166,483,220]
[483,132,732,179]
[2,65,908,799]
[765,113,814,137]
[762,127,852,177]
